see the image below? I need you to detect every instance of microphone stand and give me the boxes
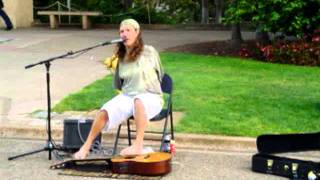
[8,40,118,160]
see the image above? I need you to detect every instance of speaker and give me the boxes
[63,118,101,150]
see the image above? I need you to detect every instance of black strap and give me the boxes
[155,69,161,83]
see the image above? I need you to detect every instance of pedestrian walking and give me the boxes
[0,0,13,30]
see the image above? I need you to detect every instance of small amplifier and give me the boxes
[63,118,101,150]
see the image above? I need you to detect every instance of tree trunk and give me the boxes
[155,0,161,7]
[214,0,223,24]
[123,0,133,10]
[201,0,209,24]
[231,23,243,48]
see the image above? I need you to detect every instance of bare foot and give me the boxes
[73,146,90,159]
[120,143,143,156]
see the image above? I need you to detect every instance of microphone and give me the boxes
[101,38,123,46]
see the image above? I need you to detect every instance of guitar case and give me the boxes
[257,132,320,153]
[252,153,320,179]
[252,132,320,179]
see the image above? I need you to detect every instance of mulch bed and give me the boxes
[165,40,262,60]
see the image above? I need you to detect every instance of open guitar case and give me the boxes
[252,132,320,180]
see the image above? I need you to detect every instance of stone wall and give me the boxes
[0,0,33,28]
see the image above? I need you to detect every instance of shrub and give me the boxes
[239,30,320,66]
[259,31,319,66]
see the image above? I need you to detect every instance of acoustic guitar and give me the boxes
[50,152,171,176]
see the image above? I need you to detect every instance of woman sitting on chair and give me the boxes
[74,19,164,159]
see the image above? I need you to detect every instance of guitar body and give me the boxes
[111,152,172,176]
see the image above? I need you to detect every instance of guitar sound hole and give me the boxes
[124,156,136,159]
[123,154,150,160]
[144,155,150,159]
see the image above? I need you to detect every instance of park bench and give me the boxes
[37,11,102,30]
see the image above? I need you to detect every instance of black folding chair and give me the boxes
[112,73,174,155]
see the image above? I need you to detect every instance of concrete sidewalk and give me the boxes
[1,137,288,180]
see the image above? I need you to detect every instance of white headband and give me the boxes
[120,19,140,32]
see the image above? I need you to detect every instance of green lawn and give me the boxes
[53,52,320,137]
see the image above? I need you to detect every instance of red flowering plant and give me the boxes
[238,47,250,57]
[257,29,320,66]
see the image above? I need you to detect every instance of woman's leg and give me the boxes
[120,98,147,156]
[74,110,108,159]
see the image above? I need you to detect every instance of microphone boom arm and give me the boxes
[25,39,121,69]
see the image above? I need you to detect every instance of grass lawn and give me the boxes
[53,53,320,137]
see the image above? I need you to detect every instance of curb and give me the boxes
[0,124,257,152]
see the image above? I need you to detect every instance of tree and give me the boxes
[231,23,243,48]
[123,0,133,10]
[223,0,248,46]
[224,0,320,42]
[201,0,209,24]
[251,0,320,37]
[214,0,223,24]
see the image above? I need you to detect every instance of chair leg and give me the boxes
[170,109,174,140]
[159,116,169,151]
[127,119,132,146]
[113,124,122,155]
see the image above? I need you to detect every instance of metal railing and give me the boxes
[34,1,79,24]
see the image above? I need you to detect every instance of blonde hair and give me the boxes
[116,20,144,62]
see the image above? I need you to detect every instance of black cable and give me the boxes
[76,119,112,156]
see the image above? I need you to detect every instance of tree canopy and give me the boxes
[224,0,320,37]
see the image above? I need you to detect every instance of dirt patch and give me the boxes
[165,40,262,60]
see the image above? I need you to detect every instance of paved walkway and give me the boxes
[1,137,291,180]
[3,137,319,180]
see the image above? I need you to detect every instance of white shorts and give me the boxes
[101,93,163,131]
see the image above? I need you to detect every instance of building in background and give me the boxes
[0,0,33,29]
